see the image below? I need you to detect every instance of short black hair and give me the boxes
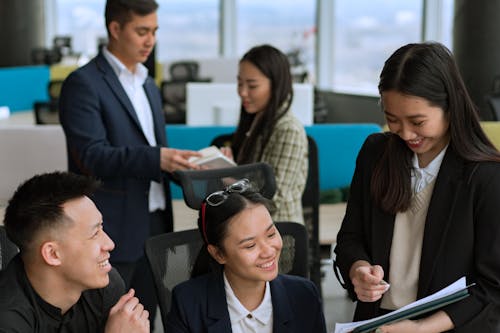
[3,171,100,252]
[105,0,158,35]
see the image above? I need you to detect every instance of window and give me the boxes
[51,0,219,62]
[157,0,219,61]
[237,0,316,82]
[331,0,423,95]
[53,0,105,57]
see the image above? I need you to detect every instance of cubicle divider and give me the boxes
[166,123,383,199]
[0,66,50,112]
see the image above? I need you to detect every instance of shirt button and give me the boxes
[247,314,253,319]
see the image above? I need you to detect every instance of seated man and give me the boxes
[0,171,149,332]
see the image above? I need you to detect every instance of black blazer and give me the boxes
[59,53,172,262]
[335,133,500,332]
[166,272,326,333]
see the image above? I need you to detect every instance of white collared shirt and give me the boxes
[411,145,448,194]
[223,272,273,333]
[102,48,165,211]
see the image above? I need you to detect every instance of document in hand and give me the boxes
[188,146,237,169]
[334,277,472,333]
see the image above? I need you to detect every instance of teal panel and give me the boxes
[0,66,50,112]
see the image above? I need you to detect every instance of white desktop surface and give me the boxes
[186,82,314,126]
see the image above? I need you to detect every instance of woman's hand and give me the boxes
[376,310,453,333]
[349,260,390,302]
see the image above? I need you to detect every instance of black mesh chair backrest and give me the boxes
[145,221,308,329]
[173,162,276,210]
[33,100,60,125]
[210,133,322,294]
[145,229,203,329]
[169,61,199,82]
[302,135,322,294]
[275,221,309,278]
[0,225,19,270]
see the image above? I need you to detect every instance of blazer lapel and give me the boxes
[418,148,464,297]
[96,54,144,135]
[207,272,232,333]
[270,276,293,333]
[144,77,167,147]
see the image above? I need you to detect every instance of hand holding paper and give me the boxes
[188,146,236,169]
[334,277,471,333]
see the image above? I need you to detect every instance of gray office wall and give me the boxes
[0,1,46,67]
[454,0,500,120]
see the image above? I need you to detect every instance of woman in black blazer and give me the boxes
[166,179,326,333]
[335,42,500,332]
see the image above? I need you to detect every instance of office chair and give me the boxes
[53,36,72,57]
[145,221,309,329]
[0,225,19,270]
[145,228,203,329]
[33,101,59,125]
[161,61,212,124]
[173,162,276,210]
[302,135,322,294]
[209,134,322,293]
[160,80,188,124]
[173,161,308,276]
[33,80,64,125]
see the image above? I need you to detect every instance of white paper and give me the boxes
[333,277,466,333]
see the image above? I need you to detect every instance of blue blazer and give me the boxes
[59,53,172,262]
[166,272,326,333]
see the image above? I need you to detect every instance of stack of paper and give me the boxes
[188,146,236,169]
[334,277,471,333]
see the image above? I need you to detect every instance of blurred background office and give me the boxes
[4,0,500,123]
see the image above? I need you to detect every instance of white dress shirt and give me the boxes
[102,48,165,212]
[223,272,273,333]
[411,145,448,194]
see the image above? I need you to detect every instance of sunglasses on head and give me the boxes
[201,178,252,243]
[204,178,251,207]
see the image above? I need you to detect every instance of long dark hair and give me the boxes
[232,44,293,164]
[191,186,275,278]
[372,42,500,214]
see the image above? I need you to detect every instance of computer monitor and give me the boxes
[186,83,313,126]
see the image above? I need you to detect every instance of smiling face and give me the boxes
[210,204,282,288]
[382,90,450,167]
[55,196,115,291]
[237,60,272,114]
[108,11,158,72]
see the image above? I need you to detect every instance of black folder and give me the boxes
[352,284,473,333]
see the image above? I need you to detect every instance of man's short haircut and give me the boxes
[3,171,100,252]
[105,0,158,35]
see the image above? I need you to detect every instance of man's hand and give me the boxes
[160,148,201,173]
[105,289,149,333]
[349,260,390,302]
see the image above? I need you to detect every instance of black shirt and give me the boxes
[0,255,124,332]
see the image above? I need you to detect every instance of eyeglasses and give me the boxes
[205,178,251,207]
[201,178,251,243]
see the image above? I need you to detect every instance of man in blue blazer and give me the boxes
[59,0,198,329]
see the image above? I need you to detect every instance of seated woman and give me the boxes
[166,179,326,333]
[221,44,308,223]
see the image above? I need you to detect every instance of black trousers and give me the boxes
[112,210,170,332]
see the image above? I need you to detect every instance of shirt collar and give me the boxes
[223,271,273,326]
[411,144,448,179]
[102,47,148,84]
